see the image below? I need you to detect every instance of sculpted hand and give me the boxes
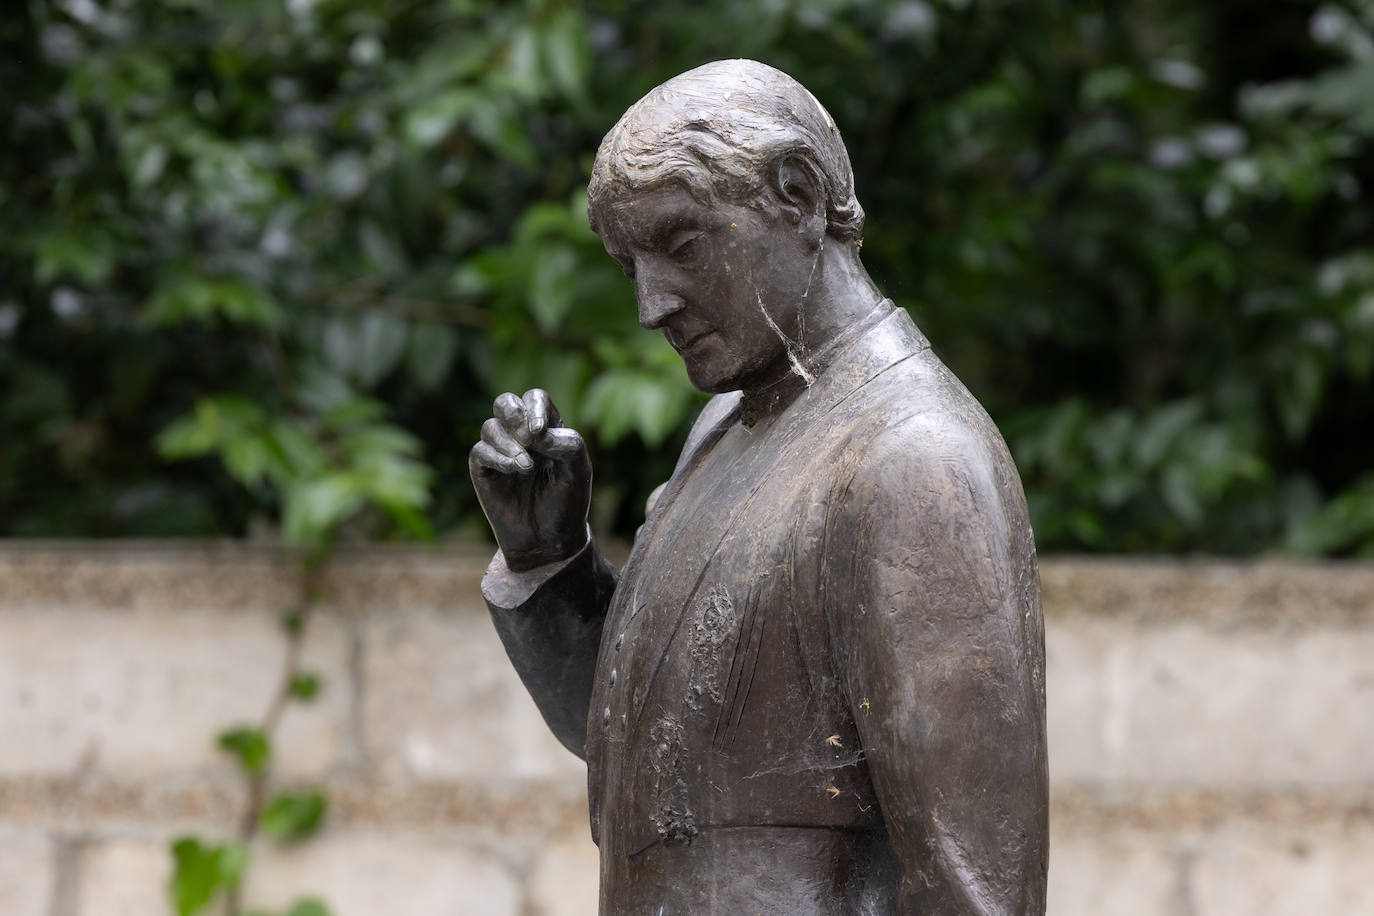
[469,389,592,572]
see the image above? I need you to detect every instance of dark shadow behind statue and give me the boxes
[470,60,1048,915]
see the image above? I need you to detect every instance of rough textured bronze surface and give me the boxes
[470,60,1049,913]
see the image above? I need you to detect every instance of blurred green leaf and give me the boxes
[1161,464,1203,526]
[539,8,590,101]
[280,608,305,636]
[283,475,365,547]
[32,228,115,286]
[1276,352,1325,439]
[132,142,169,188]
[406,89,476,147]
[289,671,322,701]
[260,791,327,842]
[285,898,333,916]
[169,837,246,916]
[144,275,280,329]
[266,422,330,481]
[353,311,409,387]
[341,424,423,463]
[468,97,538,169]
[1286,473,1374,555]
[217,727,271,774]
[157,398,269,461]
[529,245,578,332]
[407,323,460,389]
[582,369,692,447]
[222,435,275,489]
[1133,401,1203,469]
[322,397,387,430]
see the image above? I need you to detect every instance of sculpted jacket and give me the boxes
[482,305,1049,914]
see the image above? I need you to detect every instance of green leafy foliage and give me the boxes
[3,0,1373,553]
[245,900,332,916]
[285,901,333,916]
[156,392,434,550]
[143,275,281,329]
[1287,473,1374,556]
[217,727,271,775]
[260,791,328,842]
[170,838,246,916]
[289,672,322,701]
[280,609,305,636]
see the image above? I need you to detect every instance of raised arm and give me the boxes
[482,535,616,759]
[470,389,615,759]
[825,419,1048,914]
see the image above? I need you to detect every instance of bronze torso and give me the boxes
[473,58,1048,916]
[486,307,1047,914]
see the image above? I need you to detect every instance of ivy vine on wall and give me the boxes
[157,299,434,915]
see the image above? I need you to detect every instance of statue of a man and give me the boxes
[470,59,1048,914]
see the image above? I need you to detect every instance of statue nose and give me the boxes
[637,284,685,330]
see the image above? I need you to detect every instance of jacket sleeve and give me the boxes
[482,534,618,760]
[823,418,1049,914]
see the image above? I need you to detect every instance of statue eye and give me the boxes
[668,231,703,260]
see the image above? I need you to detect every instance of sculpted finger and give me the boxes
[536,426,588,462]
[481,418,534,471]
[469,440,524,476]
[522,388,561,437]
[493,393,528,440]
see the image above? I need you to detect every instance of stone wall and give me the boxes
[1,543,1371,916]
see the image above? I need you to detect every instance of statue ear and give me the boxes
[772,155,827,246]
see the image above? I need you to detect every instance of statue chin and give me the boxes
[678,352,737,396]
[682,346,795,397]
[682,367,738,396]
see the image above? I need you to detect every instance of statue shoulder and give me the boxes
[679,391,742,457]
[841,382,1025,535]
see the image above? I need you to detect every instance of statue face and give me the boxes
[597,183,815,394]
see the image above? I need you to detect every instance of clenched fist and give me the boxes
[468,389,592,572]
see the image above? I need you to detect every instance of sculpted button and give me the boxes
[609,668,617,686]
[602,706,611,726]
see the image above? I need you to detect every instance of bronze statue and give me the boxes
[470,59,1048,915]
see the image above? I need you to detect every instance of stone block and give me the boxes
[527,814,599,916]
[1192,822,1374,916]
[0,606,350,780]
[1046,824,1179,916]
[73,833,524,916]
[362,608,585,785]
[0,828,53,916]
[244,832,522,916]
[1047,621,1374,788]
[77,838,171,916]
[1044,619,1112,785]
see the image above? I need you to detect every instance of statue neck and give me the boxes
[793,240,886,355]
[736,241,892,427]
[737,239,887,400]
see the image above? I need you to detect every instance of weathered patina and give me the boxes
[470,59,1048,915]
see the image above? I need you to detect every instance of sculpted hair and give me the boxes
[587,59,865,244]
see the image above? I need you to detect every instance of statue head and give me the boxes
[586,61,873,395]
[587,59,864,247]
